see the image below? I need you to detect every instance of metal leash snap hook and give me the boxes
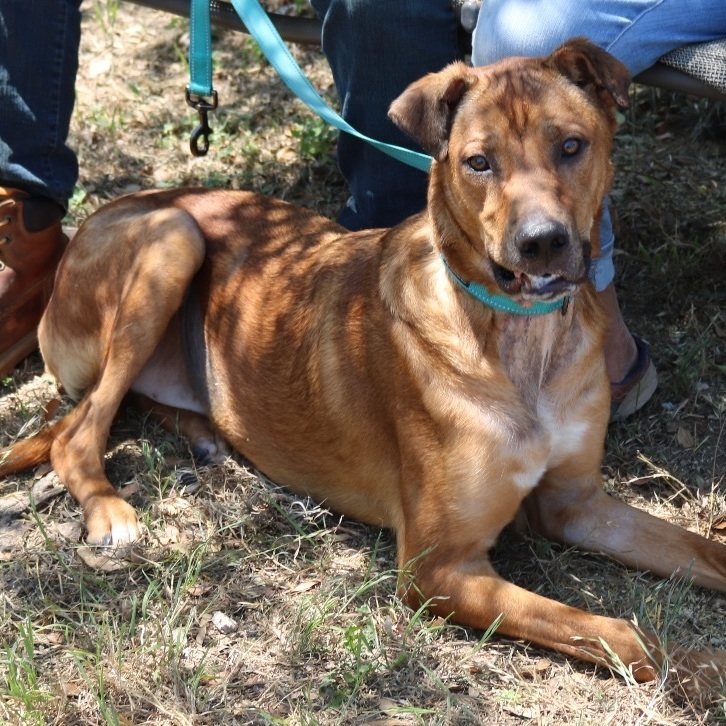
[185,88,218,157]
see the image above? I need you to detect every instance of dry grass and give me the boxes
[1,2,725,724]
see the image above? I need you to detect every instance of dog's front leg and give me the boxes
[398,508,662,682]
[421,559,664,664]
[526,463,726,594]
[394,443,664,680]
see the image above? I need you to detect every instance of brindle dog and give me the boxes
[2,39,725,701]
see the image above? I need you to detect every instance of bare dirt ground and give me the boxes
[1,2,725,724]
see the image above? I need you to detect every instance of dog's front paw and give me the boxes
[83,494,143,546]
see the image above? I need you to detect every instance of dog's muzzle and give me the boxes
[491,217,591,300]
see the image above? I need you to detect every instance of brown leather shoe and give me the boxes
[0,187,67,378]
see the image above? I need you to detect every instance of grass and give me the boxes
[0,1,725,723]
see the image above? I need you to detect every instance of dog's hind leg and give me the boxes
[38,205,206,545]
[127,392,231,465]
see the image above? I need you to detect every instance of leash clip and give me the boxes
[185,88,218,157]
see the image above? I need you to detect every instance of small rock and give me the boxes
[211,611,238,634]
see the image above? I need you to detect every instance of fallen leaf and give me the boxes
[42,398,62,422]
[33,462,53,478]
[164,540,191,555]
[290,579,319,593]
[188,583,212,598]
[712,516,726,531]
[276,146,297,164]
[676,427,695,449]
[89,56,112,78]
[156,524,181,546]
[157,495,191,515]
[61,681,83,698]
[502,705,537,719]
[76,546,132,572]
[36,630,64,645]
[118,482,141,500]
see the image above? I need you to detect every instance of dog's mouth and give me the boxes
[492,262,580,301]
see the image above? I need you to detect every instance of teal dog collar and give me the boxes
[442,256,571,316]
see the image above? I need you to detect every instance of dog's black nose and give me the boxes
[515,219,570,260]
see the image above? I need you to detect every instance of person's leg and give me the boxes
[310,0,460,230]
[0,0,82,206]
[472,0,726,76]
[0,0,82,376]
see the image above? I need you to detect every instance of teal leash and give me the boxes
[441,256,570,316]
[186,0,218,156]
[186,0,432,170]
[188,0,212,97]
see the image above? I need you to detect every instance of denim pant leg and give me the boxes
[0,0,82,209]
[471,0,726,291]
[310,0,460,230]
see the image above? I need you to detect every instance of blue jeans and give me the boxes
[310,0,460,230]
[0,0,82,209]
[472,0,726,290]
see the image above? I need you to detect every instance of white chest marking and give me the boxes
[512,403,591,493]
[539,399,590,468]
[512,463,547,493]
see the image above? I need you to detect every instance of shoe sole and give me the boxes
[610,358,658,421]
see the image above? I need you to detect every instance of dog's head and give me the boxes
[389,38,630,304]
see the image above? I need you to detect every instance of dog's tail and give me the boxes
[0,417,69,476]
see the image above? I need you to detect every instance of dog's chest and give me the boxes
[496,314,573,401]
[496,312,593,474]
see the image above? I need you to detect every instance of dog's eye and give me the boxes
[466,155,490,173]
[561,138,583,158]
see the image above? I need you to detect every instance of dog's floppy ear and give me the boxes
[389,62,476,162]
[547,37,631,109]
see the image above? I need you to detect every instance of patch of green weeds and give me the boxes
[88,104,126,137]
[140,437,177,496]
[292,115,337,162]
[91,0,120,40]
[1,617,52,723]
[71,649,122,726]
